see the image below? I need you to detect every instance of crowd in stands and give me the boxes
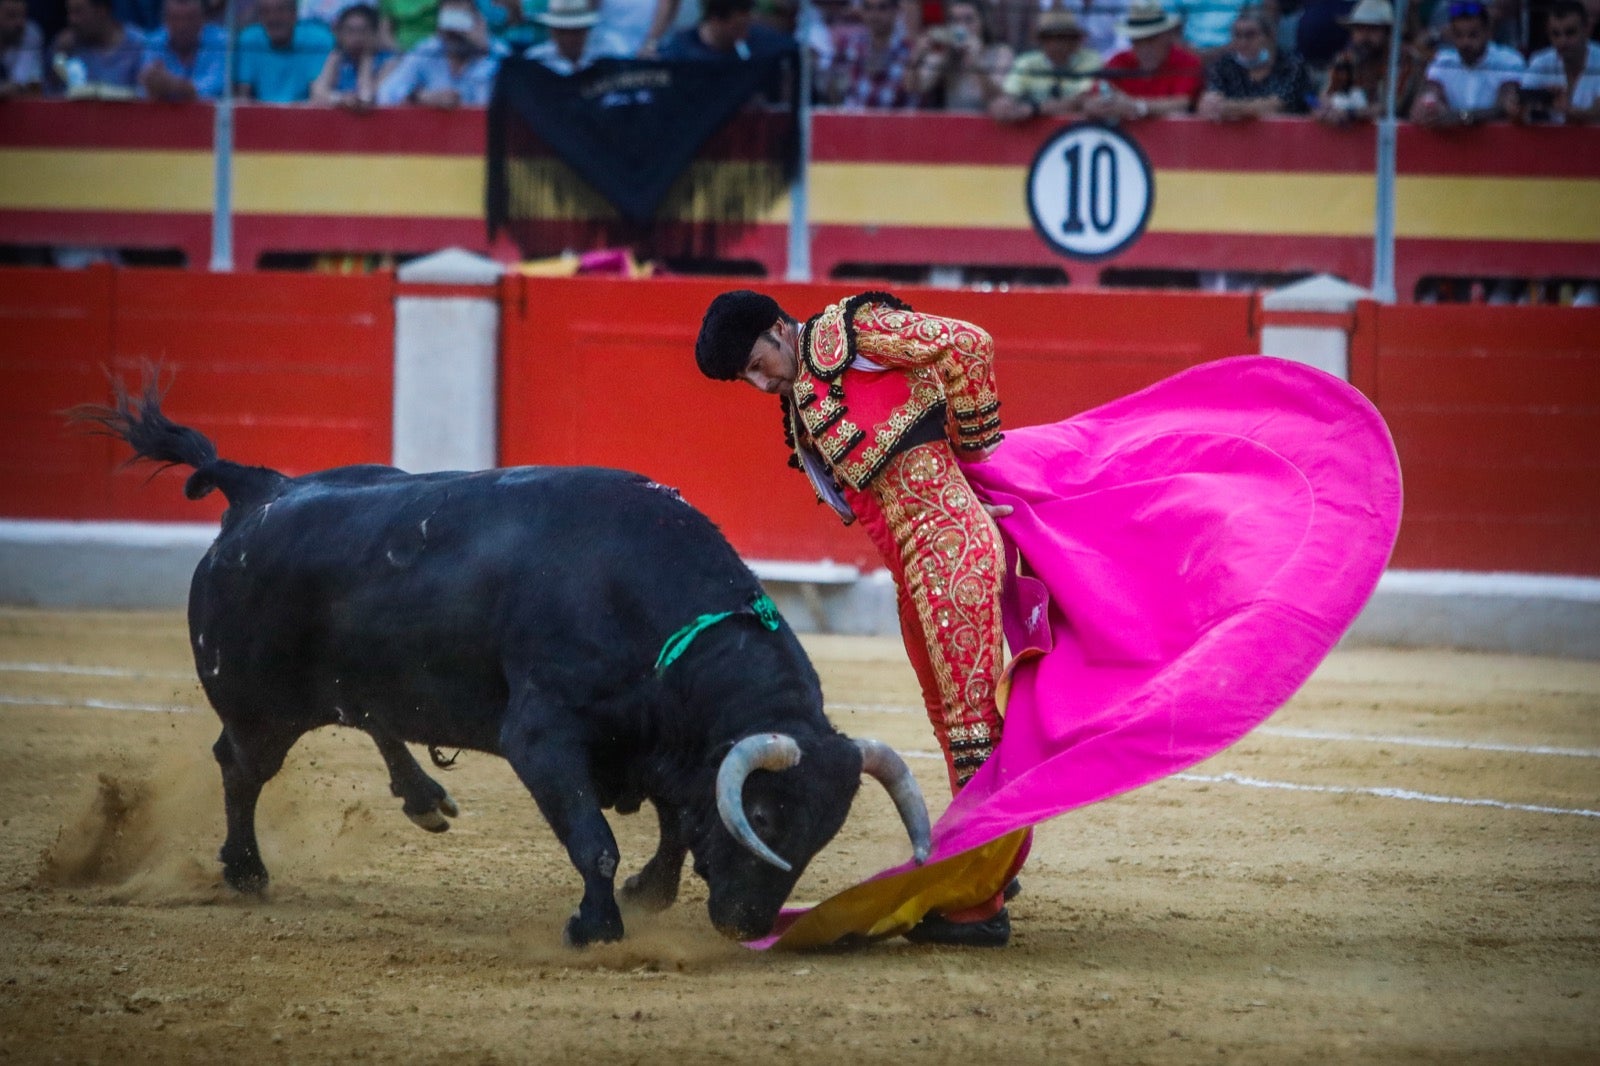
[0,0,1596,121]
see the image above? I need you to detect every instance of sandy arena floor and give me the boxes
[0,607,1596,1064]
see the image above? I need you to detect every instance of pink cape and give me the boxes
[750,356,1402,950]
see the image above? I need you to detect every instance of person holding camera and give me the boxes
[906,0,1012,110]
[1520,0,1600,123]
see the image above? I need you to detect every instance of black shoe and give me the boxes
[1003,877,1022,902]
[903,907,1011,948]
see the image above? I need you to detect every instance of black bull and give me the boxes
[75,381,931,946]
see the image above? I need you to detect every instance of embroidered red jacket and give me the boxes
[785,291,1002,493]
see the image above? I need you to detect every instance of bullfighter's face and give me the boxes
[740,318,798,398]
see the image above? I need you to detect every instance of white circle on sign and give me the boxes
[1026,123,1154,261]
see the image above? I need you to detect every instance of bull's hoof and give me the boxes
[223,862,269,895]
[403,791,459,833]
[563,910,625,948]
[619,871,677,913]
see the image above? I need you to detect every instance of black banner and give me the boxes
[486,54,800,260]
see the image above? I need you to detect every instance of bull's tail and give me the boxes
[68,369,285,510]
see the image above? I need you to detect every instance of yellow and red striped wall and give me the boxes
[2,103,1596,297]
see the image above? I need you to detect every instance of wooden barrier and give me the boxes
[1353,303,1600,576]
[497,277,1261,566]
[0,266,396,522]
[3,267,1596,577]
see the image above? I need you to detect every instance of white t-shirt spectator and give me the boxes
[1521,41,1600,110]
[1425,41,1525,110]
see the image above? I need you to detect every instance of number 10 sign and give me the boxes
[1025,122,1154,261]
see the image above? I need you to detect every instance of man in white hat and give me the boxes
[1083,0,1202,120]
[1312,0,1421,122]
[525,0,618,71]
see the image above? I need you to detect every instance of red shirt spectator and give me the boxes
[1084,1,1202,120]
[1103,39,1203,98]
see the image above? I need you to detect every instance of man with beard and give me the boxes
[1411,0,1524,125]
[377,0,504,106]
[236,0,334,101]
[1520,0,1600,123]
[1312,0,1419,122]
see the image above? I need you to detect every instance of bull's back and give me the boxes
[188,465,761,738]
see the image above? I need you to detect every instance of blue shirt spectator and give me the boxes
[376,0,502,105]
[1,0,45,94]
[657,0,791,59]
[138,0,225,98]
[236,0,334,101]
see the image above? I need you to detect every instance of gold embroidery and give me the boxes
[870,440,1005,787]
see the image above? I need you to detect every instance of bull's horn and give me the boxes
[855,739,932,865]
[715,733,802,873]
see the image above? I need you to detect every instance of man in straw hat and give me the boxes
[1083,0,1203,120]
[524,0,617,72]
[692,288,1019,947]
[1313,0,1421,123]
[990,8,1101,121]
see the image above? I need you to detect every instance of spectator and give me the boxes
[1071,0,1133,59]
[657,0,791,59]
[310,2,393,104]
[906,0,1012,110]
[1410,0,1523,125]
[1174,0,1245,58]
[1197,6,1314,117]
[1294,0,1352,74]
[989,7,1098,120]
[524,0,612,70]
[376,0,502,105]
[380,0,438,49]
[1,0,45,95]
[818,0,909,105]
[1084,0,1203,119]
[808,0,865,82]
[114,0,160,33]
[137,0,224,98]
[237,0,334,100]
[1313,0,1417,121]
[47,0,144,97]
[1520,0,1600,122]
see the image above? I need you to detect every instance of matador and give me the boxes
[694,289,1015,947]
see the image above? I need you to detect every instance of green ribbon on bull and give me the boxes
[654,592,782,676]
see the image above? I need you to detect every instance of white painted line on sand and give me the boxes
[1176,772,1600,819]
[0,661,193,681]
[0,694,196,714]
[835,703,1600,760]
[1258,726,1600,759]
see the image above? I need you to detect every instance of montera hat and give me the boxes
[1036,9,1085,36]
[696,290,783,381]
[536,0,600,29]
[1341,0,1394,25]
[1118,1,1182,39]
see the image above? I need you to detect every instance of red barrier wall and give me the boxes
[498,277,1258,567]
[6,267,1596,578]
[1357,304,1600,576]
[0,266,396,522]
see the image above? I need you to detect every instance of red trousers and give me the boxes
[845,440,1007,794]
